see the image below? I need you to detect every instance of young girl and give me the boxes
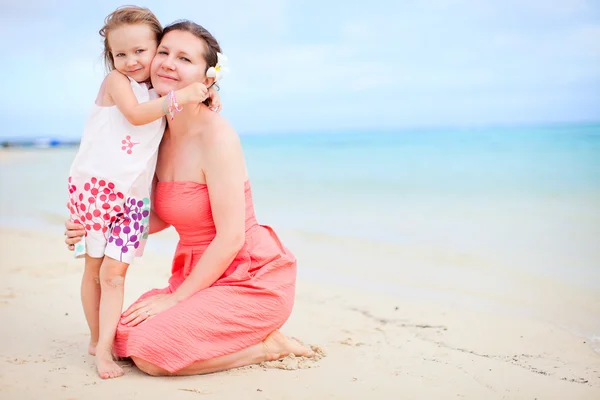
[66,6,221,379]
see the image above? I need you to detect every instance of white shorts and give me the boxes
[68,183,150,264]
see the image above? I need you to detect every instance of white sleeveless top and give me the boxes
[69,77,166,203]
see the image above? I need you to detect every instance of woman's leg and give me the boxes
[81,255,103,355]
[132,330,313,376]
[95,256,130,379]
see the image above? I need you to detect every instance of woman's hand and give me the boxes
[120,293,178,327]
[64,220,85,251]
[208,87,222,113]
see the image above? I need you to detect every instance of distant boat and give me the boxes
[0,137,80,148]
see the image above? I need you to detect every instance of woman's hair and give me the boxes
[99,5,163,72]
[162,20,222,107]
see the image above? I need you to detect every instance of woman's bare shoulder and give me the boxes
[201,111,240,147]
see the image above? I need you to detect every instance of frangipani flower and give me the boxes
[206,52,230,81]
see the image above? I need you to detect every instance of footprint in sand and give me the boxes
[339,337,367,347]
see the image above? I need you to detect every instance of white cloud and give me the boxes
[0,0,67,15]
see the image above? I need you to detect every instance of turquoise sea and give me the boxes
[1,123,599,351]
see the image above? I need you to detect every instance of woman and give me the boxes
[65,19,313,376]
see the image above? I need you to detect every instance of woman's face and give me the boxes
[150,30,211,96]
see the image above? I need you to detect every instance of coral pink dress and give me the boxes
[113,180,297,372]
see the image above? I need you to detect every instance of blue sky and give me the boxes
[1,0,599,138]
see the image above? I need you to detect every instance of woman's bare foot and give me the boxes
[88,341,97,356]
[96,349,124,379]
[263,330,314,361]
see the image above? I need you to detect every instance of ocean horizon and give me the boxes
[3,120,600,145]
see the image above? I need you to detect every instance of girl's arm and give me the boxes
[171,124,247,303]
[105,70,209,126]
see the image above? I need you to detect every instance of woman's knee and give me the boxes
[131,356,171,376]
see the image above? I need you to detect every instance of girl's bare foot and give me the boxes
[88,341,97,356]
[96,349,124,379]
[262,330,314,361]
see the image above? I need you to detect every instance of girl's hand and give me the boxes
[208,87,222,113]
[177,82,209,104]
[120,293,178,327]
[64,220,85,251]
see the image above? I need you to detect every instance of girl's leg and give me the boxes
[81,255,103,355]
[95,256,129,379]
[132,330,314,376]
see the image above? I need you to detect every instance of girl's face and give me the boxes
[150,30,213,96]
[108,23,157,82]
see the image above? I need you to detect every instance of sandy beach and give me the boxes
[1,225,599,399]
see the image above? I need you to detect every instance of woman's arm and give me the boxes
[171,124,247,303]
[148,209,170,234]
[147,175,171,234]
[106,70,209,126]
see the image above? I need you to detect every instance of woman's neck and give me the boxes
[166,102,211,137]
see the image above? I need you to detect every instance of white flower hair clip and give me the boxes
[206,52,230,84]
